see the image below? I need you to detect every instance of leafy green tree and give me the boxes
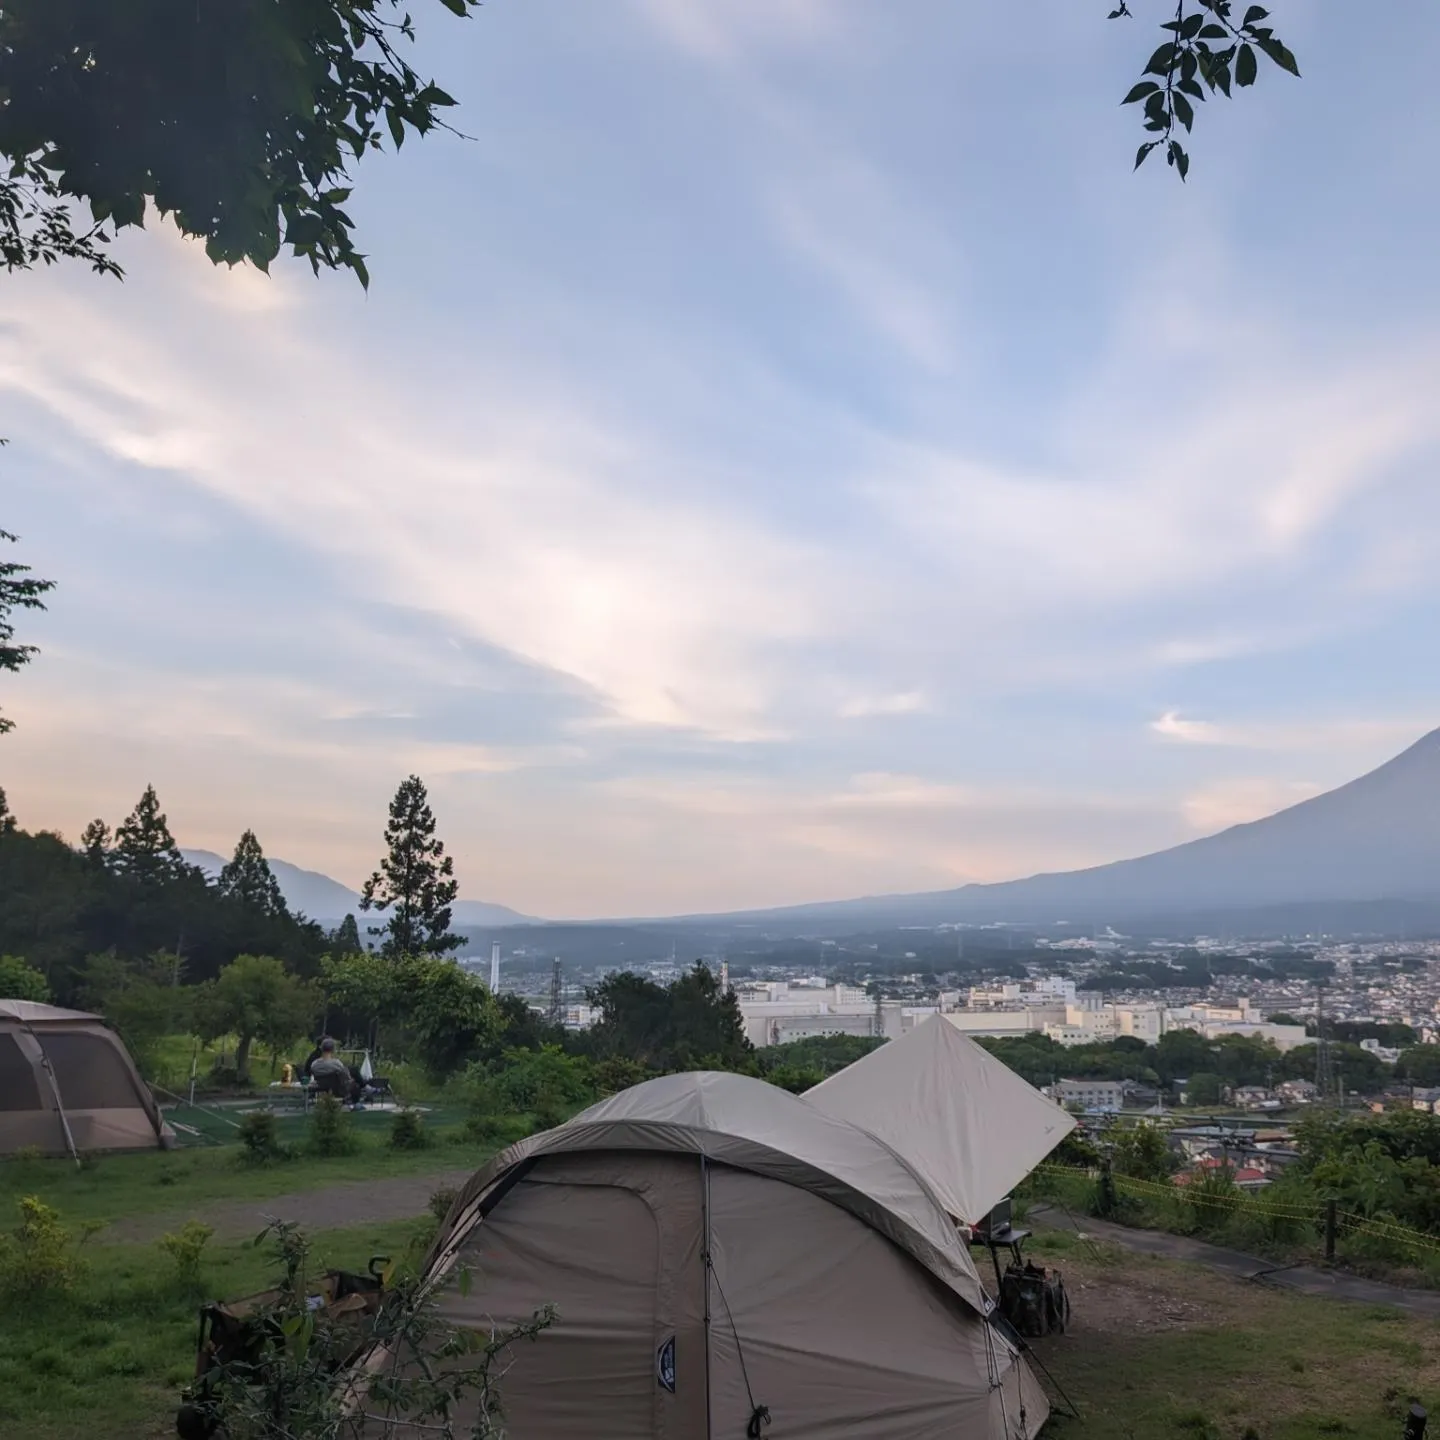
[0,529,54,736]
[1154,1028,1215,1084]
[0,0,485,286]
[331,913,362,954]
[1396,1046,1440,1089]
[1186,1071,1225,1105]
[405,957,501,1081]
[194,954,318,1083]
[0,953,48,1002]
[217,829,288,918]
[111,784,192,888]
[586,963,751,1072]
[1110,1122,1176,1182]
[360,775,461,957]
[0,788,15,835]
[78,949,190,1077]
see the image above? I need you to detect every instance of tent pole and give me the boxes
[702,1154,713,1440]
[25,1024,80,1167]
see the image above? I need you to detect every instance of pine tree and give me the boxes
[0,786,15,835]
[332,913,362,954]
[0,529,55,737]
[360,776,461,957]
[217,829,288,916]
[79,818,111,864]
[112,784,191,887]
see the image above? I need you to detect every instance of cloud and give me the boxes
[838,690,927,719]
[1151,712,1429,753]
[634,0,840,63]
[1181,777,1325,833]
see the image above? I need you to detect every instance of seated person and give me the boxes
[309,1039,357,1101]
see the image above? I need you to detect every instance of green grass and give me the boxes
[0,1125,495,1230]
[1028,1231,1440,1440]
[0,1218,431,1440]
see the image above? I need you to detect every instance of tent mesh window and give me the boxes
[41,1032,138,1109]
[0,1032,44,1111]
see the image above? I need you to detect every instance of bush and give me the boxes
[530,1087,569,1134]
[158,1219,214,1290]
[308,1093,357,1157]
[429,1187,458,1221]
[389,1108,430,1151]
[0,1197,91,1298]
[237,1108,288,1165]
[486,1046,594,1112]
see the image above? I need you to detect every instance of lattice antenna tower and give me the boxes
[1313,980,1334,1102]
[550,956,563,1026]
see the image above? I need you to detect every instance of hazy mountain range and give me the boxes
[188,726,1440,936]
[181,850,535,928]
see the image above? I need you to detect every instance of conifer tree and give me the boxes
[217,829,289,917]
[79,818,111,864]
[332,913,362,954]
[112,784,191,887]
[0,786,15,835]
[360,775,461,958]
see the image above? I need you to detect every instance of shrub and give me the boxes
[429,1187,458,1221]
[0,1197,90,1297]
[158,1219,214,1290]
[530,1086,569,1134]
[389,1108,430,1152]
[237,1108,288,1165]
[308,1093,356,1157]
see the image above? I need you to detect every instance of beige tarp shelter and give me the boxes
[0,999,173,1156]
[382,1071,1048,1439]
[805,1015,1076,1226]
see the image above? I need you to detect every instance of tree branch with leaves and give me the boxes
[1112,1,1300,179]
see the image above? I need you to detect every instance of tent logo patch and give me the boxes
[656,1335,676,1393]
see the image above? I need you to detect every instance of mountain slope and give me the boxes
[181,850,535,926]
[685,726,1440,928]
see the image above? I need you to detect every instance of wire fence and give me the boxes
[1028,1162,1440,1272]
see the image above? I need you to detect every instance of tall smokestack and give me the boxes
[490,941,501,993]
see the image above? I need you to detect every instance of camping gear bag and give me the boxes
[998,1261,1070,1338]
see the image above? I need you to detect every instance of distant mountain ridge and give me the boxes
[182,849,536,927]
[664,726,1440,931]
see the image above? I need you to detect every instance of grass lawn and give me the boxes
[0,1216,432,1440]
[1030,1229,1440,1440]
[0,1124,503,1231]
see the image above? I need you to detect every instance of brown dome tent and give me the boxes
[372,1071,1048,1439]
[0,999,174,1157]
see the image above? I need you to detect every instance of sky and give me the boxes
[5,1,1440,920]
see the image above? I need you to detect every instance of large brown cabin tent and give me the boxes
[369,1071,1048,1440]
[805,1014,1076,1226]
[0,999,173,1156]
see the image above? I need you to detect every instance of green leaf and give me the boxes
[1178,77,1206,100]
[435,0,469,13]
[1199,24,1229,39]
[1134,140,1160,170]
[1242,5,1270,23]
[1144,42,1178,75]
[1173,93,1195,132]
[1255,36,1301,76]
[1170,141,1191,180]
[1179,12,1205,39]
[459,1265,472,1297]
[1236,43,1258,86]
[1121,80,1161,104]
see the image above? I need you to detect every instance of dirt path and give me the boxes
[105,1169,475,1243]
[1030,1202,1440,1319]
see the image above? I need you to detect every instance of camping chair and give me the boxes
[310,1066,356,1103]
[175,1258,389,1440]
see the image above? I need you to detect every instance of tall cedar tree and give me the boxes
[331,913,363,953]
[79,817,110,863]
[218,829,289,917]
[0,528,55,735]
[111,784,192,887]
[360,776,462,957]
[0,786,15,834]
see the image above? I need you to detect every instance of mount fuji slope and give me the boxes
[707,727,1440,928]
